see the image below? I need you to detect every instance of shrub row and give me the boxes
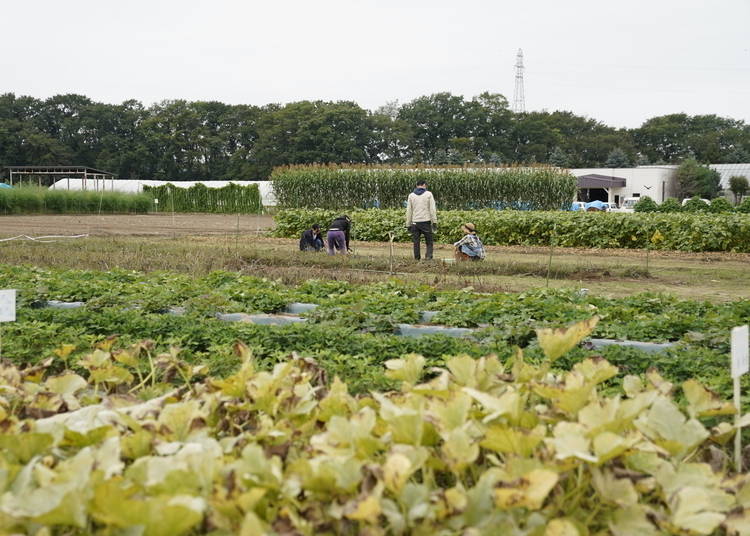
[143,183,262,213]
[275,208,750,252]
[0,187,151,214]
[270,164,577,210]
[635,195,750,213]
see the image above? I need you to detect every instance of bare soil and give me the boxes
[0,214,275,237]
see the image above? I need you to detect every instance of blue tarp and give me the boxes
[584,200,608,211]
[0,183,11,189]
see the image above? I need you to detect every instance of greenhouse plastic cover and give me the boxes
[49,179,278,205]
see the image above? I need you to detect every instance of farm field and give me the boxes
[0,213,275,237]
[1,233,749,301]
[1,258,750,533]
[2,209,750,534]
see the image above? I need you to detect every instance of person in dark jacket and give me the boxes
[327,215,351,255]
[299,224,324,252]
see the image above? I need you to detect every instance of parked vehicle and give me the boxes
[615,197,641,213]
[681,198,711,206]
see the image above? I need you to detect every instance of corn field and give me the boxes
[143,183,262,214]
[271,164,577,210]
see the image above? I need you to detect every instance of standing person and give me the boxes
[405,180,437,260]
[326,215,351,255]
[299,224,325,252]
[453,223,486,261]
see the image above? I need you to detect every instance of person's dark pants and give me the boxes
[303,238,324,252]
[327,230,347,255]
[411,221,433,260]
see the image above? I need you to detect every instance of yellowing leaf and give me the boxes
[481,425,545,456]
[536,317,599,362]
[441,427,479,472]
[591,468,638,506]
[609,506,659,536]
[635,397,709,457]
[384,354,425,385]
[683,379,735,418]
[548,422,596,462]
[383,453,413,494]
[463,387,520,422]
[545,518,580,536]
[446,354,477,387]
[669,486,732,535]
[345,494,381,524]
[45,373,87,396]
[494,469,558,510]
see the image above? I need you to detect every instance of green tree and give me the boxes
[605,147,631,168]
[548,146,570,167]
[252,100,373,178]
[675,158,722,199]
[728,175,749,205]
[633,113,750,164]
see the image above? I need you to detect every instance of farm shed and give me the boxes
[4,165,116,190]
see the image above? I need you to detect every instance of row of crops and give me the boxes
[2,265,750,533]
[270,164,577,210]
[2,264,749,394]
[0,183,263,214]
[143,183,262,214]
[0,186,152,214]
[275,208,750,252]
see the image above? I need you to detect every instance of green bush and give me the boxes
[633,196,658,212]
[143,182,262,213]
[657,197,682,213]
[682,196,710,212]
[270,164,577,211]
[738,198,750,214]
[275,208,750,252]
[709,196,733,213]
[0,187,150,214]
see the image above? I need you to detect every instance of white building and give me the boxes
[709,163,750,191]
[571,166,679,206]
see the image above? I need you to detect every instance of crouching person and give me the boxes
[327,215,351,255]
[299,224,325,252]
[454,223,485,261]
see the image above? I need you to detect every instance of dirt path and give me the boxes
[0,214,275,237]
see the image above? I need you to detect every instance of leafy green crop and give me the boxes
[275,208,750,252]
[2,321,750,534]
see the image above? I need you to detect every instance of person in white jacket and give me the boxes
[405,180,437,260]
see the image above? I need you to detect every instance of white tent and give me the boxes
[50,179,278,206]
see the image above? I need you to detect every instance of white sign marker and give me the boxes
[0,290,16,322]
[732,325,749,379]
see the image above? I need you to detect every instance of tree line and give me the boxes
[1,92,749,181]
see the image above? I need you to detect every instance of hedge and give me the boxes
[143,183,262,213]
[0,187,151,214]
[275,208,750,252]
[270,164,576,211]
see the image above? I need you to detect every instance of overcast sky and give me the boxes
[3,0,749,128]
